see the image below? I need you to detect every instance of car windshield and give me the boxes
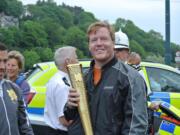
[26,68,42,81]
[146,67,180,92]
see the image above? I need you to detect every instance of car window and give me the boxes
[146,67,180,92]
[26,68,41,81]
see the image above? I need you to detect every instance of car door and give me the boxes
[143,66,180,110]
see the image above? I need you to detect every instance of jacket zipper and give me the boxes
[0,80,11,135]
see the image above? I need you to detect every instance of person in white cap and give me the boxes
[114,29,130,63]
[114,30,159,134]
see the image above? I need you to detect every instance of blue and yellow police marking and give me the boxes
[149,92,180,111]
[160,102,180,120]
[150,92,170,104]
[27,107,44,115]
[158,120,180,135]
[170,93,180,110]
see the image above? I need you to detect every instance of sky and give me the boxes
[20,0,180,46]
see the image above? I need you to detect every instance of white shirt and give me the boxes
[44,70,71,131]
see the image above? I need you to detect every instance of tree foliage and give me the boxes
[145,54,165,64]
[0,28,14,48]
[1,1,180,70]
[20,21,48,48]
[0,0,23,18]
[114,18,180,64]
[5,0,24,18]
[64,26,88,55]
[0,0,8,13]
[130,40,146,59]
[23,50,41,69]
[33,47,53,62]
[40,17,66,47]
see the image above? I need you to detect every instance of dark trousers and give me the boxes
[48,126,67,135]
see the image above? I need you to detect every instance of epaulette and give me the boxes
[128,63,141,71]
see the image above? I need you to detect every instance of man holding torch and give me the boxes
[64,21,148,135]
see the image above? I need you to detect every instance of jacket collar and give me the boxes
[90,56,118,70]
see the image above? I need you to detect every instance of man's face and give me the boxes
[88,27,114,65]
[0,50,8,79]
[114,49,129,63]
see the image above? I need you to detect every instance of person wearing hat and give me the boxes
[114,29,130,63]
[114,31,159,133]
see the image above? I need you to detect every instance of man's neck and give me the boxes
[60,67,67,73]
[94,55,114,68]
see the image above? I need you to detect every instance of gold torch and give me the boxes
[67,63,93,135]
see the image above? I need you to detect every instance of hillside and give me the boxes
[0,0,180,69]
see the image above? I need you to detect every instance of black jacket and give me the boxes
[0,79,34,135]
[64,57,148,135]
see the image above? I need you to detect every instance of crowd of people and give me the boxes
[0,21,159,135]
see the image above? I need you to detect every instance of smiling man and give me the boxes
[65,22,148,135]
[0,42,34,135]
[0,44,7,80]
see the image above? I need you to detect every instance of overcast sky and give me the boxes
[20,0,180,46]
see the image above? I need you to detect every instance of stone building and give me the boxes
[0,13,19,28]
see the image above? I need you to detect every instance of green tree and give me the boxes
[76,12,97,32]
[5,0,24,18]
[145,54,165,64]
[33,47,53,62]
[24,4,43,21]
[130,40,146,59]
[0,28,14,48]
[76,49,87,59]
[23,50,40,70]
[148,30,163,40]
[26,3,73,28]
[61,3,84,19]
[53,44,67,52]
[64,26,88,56]
[40,17,66,47]
[0,0,8,13]
[114,18,128,31]
[20,21,48,48]
[58,8,73,29]
[8,26,23,48]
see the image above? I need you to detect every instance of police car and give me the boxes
[26,61,180,134]
[26,60,90,134]
[140,62,180,109]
